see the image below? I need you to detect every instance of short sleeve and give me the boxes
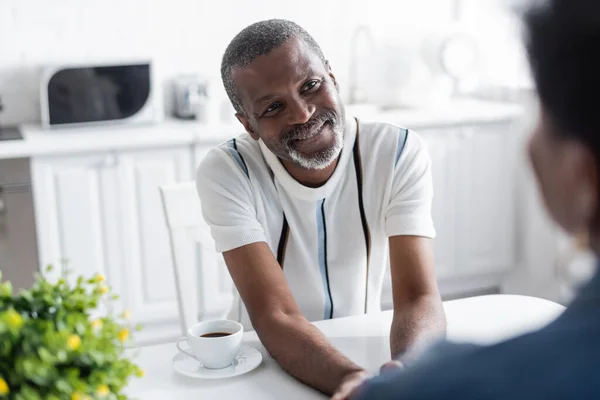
[196,146,267,253]
[384,130,436,238]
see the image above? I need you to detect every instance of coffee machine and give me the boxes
[173,75,209,121]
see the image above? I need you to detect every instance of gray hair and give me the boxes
[221,19,327,114]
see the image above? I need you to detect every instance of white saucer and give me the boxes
[172,345,262,379]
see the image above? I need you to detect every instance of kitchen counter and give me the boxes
[0,120,241,160]
[0,99,524,160]
[347,98,525,128]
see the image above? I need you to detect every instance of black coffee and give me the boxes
[200,332,231,338]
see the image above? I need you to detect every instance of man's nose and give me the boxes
[287,98,315,125]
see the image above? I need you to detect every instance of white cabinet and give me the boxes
[31,153,125,304]
[32,145,195,345]
[118,148,194,341]
[454,124,516,275]
[418,120,518,297]
[419,129,460,281]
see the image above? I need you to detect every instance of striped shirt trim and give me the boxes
[395,128,409,167]
[227,139,250,178]
[317,198,334,320]
[276,213,290,268]
[352,123,372,314]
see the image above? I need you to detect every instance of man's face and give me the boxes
[528,106,598,234]
[233,37,345,170]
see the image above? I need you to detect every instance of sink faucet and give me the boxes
[347,25,374,105]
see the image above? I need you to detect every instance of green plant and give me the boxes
[0,265,143,399]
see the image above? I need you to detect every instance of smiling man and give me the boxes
[196,19,446,396]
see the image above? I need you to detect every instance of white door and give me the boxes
[419,129,460,280]
[454,122,516,275]
[31,153,127,311]
[117,146,194,336]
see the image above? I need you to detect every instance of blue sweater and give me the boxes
[357,269,600,399]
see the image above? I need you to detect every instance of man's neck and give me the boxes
[280,157,340,188]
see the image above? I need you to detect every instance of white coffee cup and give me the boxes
[176,319,243,369]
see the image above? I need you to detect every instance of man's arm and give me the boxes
[223,241,365,395]
[389,235,446,364]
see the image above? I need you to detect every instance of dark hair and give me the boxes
[221,19,327,114]
[525,0,600,154]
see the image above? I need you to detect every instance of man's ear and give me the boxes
[236,113,259,140]
[326,61,339,92]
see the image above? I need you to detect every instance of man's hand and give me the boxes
[331,370,371,400]
[332,361,404,400]
[380,360,404,374]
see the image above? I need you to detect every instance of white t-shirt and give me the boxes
[196,116,435,326]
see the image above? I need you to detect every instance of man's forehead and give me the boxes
[232,37,322,93]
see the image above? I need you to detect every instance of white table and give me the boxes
[126,295,565,399]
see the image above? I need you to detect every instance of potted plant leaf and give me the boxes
[0,265,143,399]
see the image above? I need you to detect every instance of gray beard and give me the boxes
[285,123,345,170]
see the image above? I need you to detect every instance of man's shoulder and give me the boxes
[358,119,409,140]
[354,118,429,170]
[197,133,265,181]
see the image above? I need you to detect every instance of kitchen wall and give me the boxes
[457,0,532,92]
[0,0,508,126]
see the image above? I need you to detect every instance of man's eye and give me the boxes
[265,102,282,114]
[302,80,320,92]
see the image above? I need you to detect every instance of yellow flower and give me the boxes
[135,369,145,378]
[118,328,129,342]
[67,334,81,351]
[5,309,22,329]
[90,319,103,330]
[122,310,131,320]
[94,273,105,283]
[99,284,109,294]
[71,392,91,400]
[0,377,9,395]
[96,384,110,396]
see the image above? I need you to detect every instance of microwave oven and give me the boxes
[40,60,164,129]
